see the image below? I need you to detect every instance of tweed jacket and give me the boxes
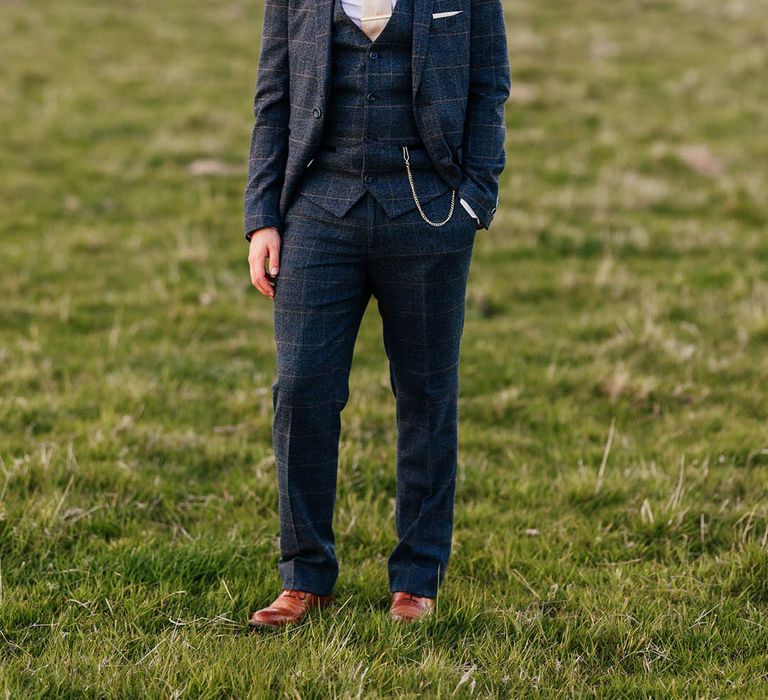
[243,0,511,238]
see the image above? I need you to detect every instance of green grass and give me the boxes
[2,0,768,696]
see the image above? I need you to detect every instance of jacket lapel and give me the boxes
[314,0,434,107]
[410,0,434,99]
[315,0,335,114]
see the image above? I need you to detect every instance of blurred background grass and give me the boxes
[1,0,768,696]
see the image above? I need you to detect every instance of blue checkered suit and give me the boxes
[243,0,510,598]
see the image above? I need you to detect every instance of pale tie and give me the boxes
[361,0,393,41]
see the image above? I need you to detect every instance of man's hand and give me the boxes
[248,227,281,299]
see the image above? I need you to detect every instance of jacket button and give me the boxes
[312,107,322,118]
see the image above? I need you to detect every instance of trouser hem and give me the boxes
[278,562,337,597]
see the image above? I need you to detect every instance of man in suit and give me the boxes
[244,0,510,627]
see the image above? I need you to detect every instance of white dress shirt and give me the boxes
[341,0,481,225]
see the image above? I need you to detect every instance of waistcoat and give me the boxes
[295,0,451,219]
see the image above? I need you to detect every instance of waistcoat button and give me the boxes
[312,107,323,118]
[366,93,377,102]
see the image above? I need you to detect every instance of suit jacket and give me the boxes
[243,0,511,238]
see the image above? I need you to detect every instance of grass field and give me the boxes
[2,0,768,696]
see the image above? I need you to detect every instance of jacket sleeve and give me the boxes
[243,0,290,242]
[457,0,511,231]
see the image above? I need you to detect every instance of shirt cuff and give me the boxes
[459,197,480,223]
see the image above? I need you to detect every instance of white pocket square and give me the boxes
[432,10,463,19]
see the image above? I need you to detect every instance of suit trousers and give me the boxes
[271,173,477,598]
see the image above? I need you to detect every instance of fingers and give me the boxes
[266,238,281,279]
[247,229,282,300]
[249,242,274,299]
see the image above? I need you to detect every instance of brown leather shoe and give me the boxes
[390,591,435,622]
[249,589,335,629]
